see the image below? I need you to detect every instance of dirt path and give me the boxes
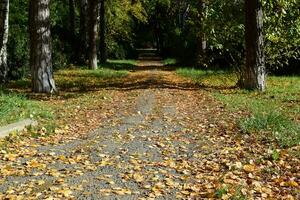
[0,63,299,199]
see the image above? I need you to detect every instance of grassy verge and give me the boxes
[55,68,128,92]
[101,59,137,70]
[176,68,238,88]
[176,68,300,147]
[107,59,137,66]
[0,91,53,127]
[57,68,128,79]
[1,67,128,131]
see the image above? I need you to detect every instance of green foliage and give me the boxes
[264,0,300,68]
[7,0,29,79]
[6,0,300,81]
[0,91,52,126]
[106,0,147,59]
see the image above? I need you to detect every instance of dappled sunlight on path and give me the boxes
[0,58,299,199]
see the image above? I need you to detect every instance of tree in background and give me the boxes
[88,0,98,69]
[68,0,76,60]
[0,0,9,84]
[29,0,56,93]
[239,0,266,91]
[196,0,206,67]
[79,0,88,64]
[99,0,107,64]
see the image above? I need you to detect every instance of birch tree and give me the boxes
[0,0,9,84]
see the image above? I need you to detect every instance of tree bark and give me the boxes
[196,0,206,67]
[69,0,76,60]
[99,0,106,64]
[29,0,56,93]
[240,0,266,92]
[0,0,9,84]
[88,0,98,69]
[79,0,88,63]
[69,0,75,37]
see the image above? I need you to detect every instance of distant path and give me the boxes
[136,48,164,68]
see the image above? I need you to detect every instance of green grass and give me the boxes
[0,91,53,126]
[177,68,300,147]
[55,68,129,92]
[107,59,137,66]
[163,58,177,65]
[57,68,128,79]
[102,59,137,70]
[176,68,237,87]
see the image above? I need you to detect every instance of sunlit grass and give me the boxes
[2,67,128,128]
[107,59,137,66]
[177,68,300,147]
[0,91,53,126]
[163,58,177,65]
[176,68,238,87]
[55,68,128,92]
[57,68,128,79]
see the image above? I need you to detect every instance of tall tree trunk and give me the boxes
[99,0,106,64]
[69,0,76,61]
[0,0,9,84]
[29,0,56,93]
[196,0,206,68]
[69,0,75,37]
[240,0,266,92]
[88,0,98,69]
[79,0,88,63]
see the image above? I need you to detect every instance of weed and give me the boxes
[215,187,228,198]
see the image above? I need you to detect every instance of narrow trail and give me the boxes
[0,58,299,199]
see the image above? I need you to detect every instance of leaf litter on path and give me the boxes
[0,70,299,199]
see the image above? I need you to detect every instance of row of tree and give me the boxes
[0,0,108,93]
[1,0,299,93]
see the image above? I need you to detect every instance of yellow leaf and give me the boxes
[283,181,299,187]
[27,159,40,168]
[243,164,256,173]
[37,180,45,186]
[133,173,144,182]
[5,153,17,161]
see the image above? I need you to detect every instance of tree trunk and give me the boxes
[0,0,9,84]
[69,0,76,61]
[240,0,266,92]
[88,0,98,69]
[69,0,75,37]
[79,0,88,63]
[29,0,56,93]
[99,0,106,64]
[196,0,206,68]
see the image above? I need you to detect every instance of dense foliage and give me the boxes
[6,0,300,79]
